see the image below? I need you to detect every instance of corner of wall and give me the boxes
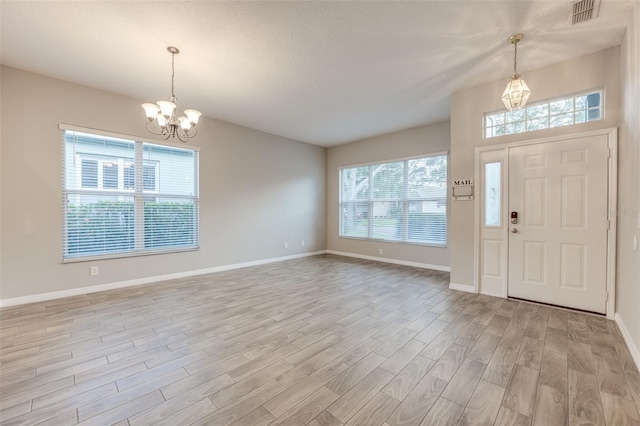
[615,1,640,370]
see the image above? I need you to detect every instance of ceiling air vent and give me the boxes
[571,0,601,24]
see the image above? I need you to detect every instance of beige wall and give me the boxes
[618,4,640,354]
[326,121,450,268]
[0,66,327,300]
[450,46,621,288]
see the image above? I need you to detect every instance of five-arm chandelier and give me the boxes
[142,46,201,143]
[502,34,531,111]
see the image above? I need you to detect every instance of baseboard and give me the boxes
[0,250,327,308]
[615,313,640,372]
[1,250,449,308]
[326,250,450,272]
[449,282,476,293]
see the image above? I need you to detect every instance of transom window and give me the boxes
[62,128,199,261]
[339,154,447,246]
[484,89,603,139]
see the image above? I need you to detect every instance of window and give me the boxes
[62,128,199,261]
[484,90,603,138]
[79,155,158,193]
[484,162,501,227]
[339,154,447,246]
[123,163,135,190]
[102,162,118,189]
[143,164,157,191]
[81,159,98,188]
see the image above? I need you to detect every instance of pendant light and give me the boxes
[142,46,201,143]
[501,34,531,111]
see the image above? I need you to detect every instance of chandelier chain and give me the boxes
[170,52,176,99]
[513,41,518,74]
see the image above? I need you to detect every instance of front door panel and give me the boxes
[508,135,608,313]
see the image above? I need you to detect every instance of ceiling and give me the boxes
[0,1,636,147]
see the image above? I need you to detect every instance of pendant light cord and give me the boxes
[513,41,518,74]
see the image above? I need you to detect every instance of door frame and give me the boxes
[473,128,618,318]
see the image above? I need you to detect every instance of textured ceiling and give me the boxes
[0,1,636,146]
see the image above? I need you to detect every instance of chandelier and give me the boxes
[501,34,531,111]
[142,46,201,142]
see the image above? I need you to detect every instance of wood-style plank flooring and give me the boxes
[1,254,639,425]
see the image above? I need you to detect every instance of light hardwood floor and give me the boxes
[1,254,639,426]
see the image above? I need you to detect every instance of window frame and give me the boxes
[61,124,200,263]
[338,152,448,248]
[484,88,604,139]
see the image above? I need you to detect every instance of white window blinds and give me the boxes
[339,154,447,246]
[62,129,199,261]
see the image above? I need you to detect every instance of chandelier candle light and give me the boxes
[502,34,531,111]
[142,46,201,142]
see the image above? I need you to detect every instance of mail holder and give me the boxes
[452,179,473,201]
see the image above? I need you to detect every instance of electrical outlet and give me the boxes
[379,249,383,255]
[90,266,99,276]
[301,240,305,246]
[284,242,288,249]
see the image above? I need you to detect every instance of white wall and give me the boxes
[326,121,450,268]
[450,46,621,288]
[618,4,640,359]
[0,66,327,300]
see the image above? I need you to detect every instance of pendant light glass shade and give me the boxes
[157,100,177,119]
[184,109,202,126]
[142,103,160,120]
[178,116,191,131]
[156,114,168,128]
[502,74,531,111]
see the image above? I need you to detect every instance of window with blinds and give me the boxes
[62,128,199,261]
[339,154,447,246]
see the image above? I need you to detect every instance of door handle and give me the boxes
[511,228,518,233]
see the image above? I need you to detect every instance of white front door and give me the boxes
[507,135,609,313]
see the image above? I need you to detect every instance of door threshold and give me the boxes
[507,296,606,317]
